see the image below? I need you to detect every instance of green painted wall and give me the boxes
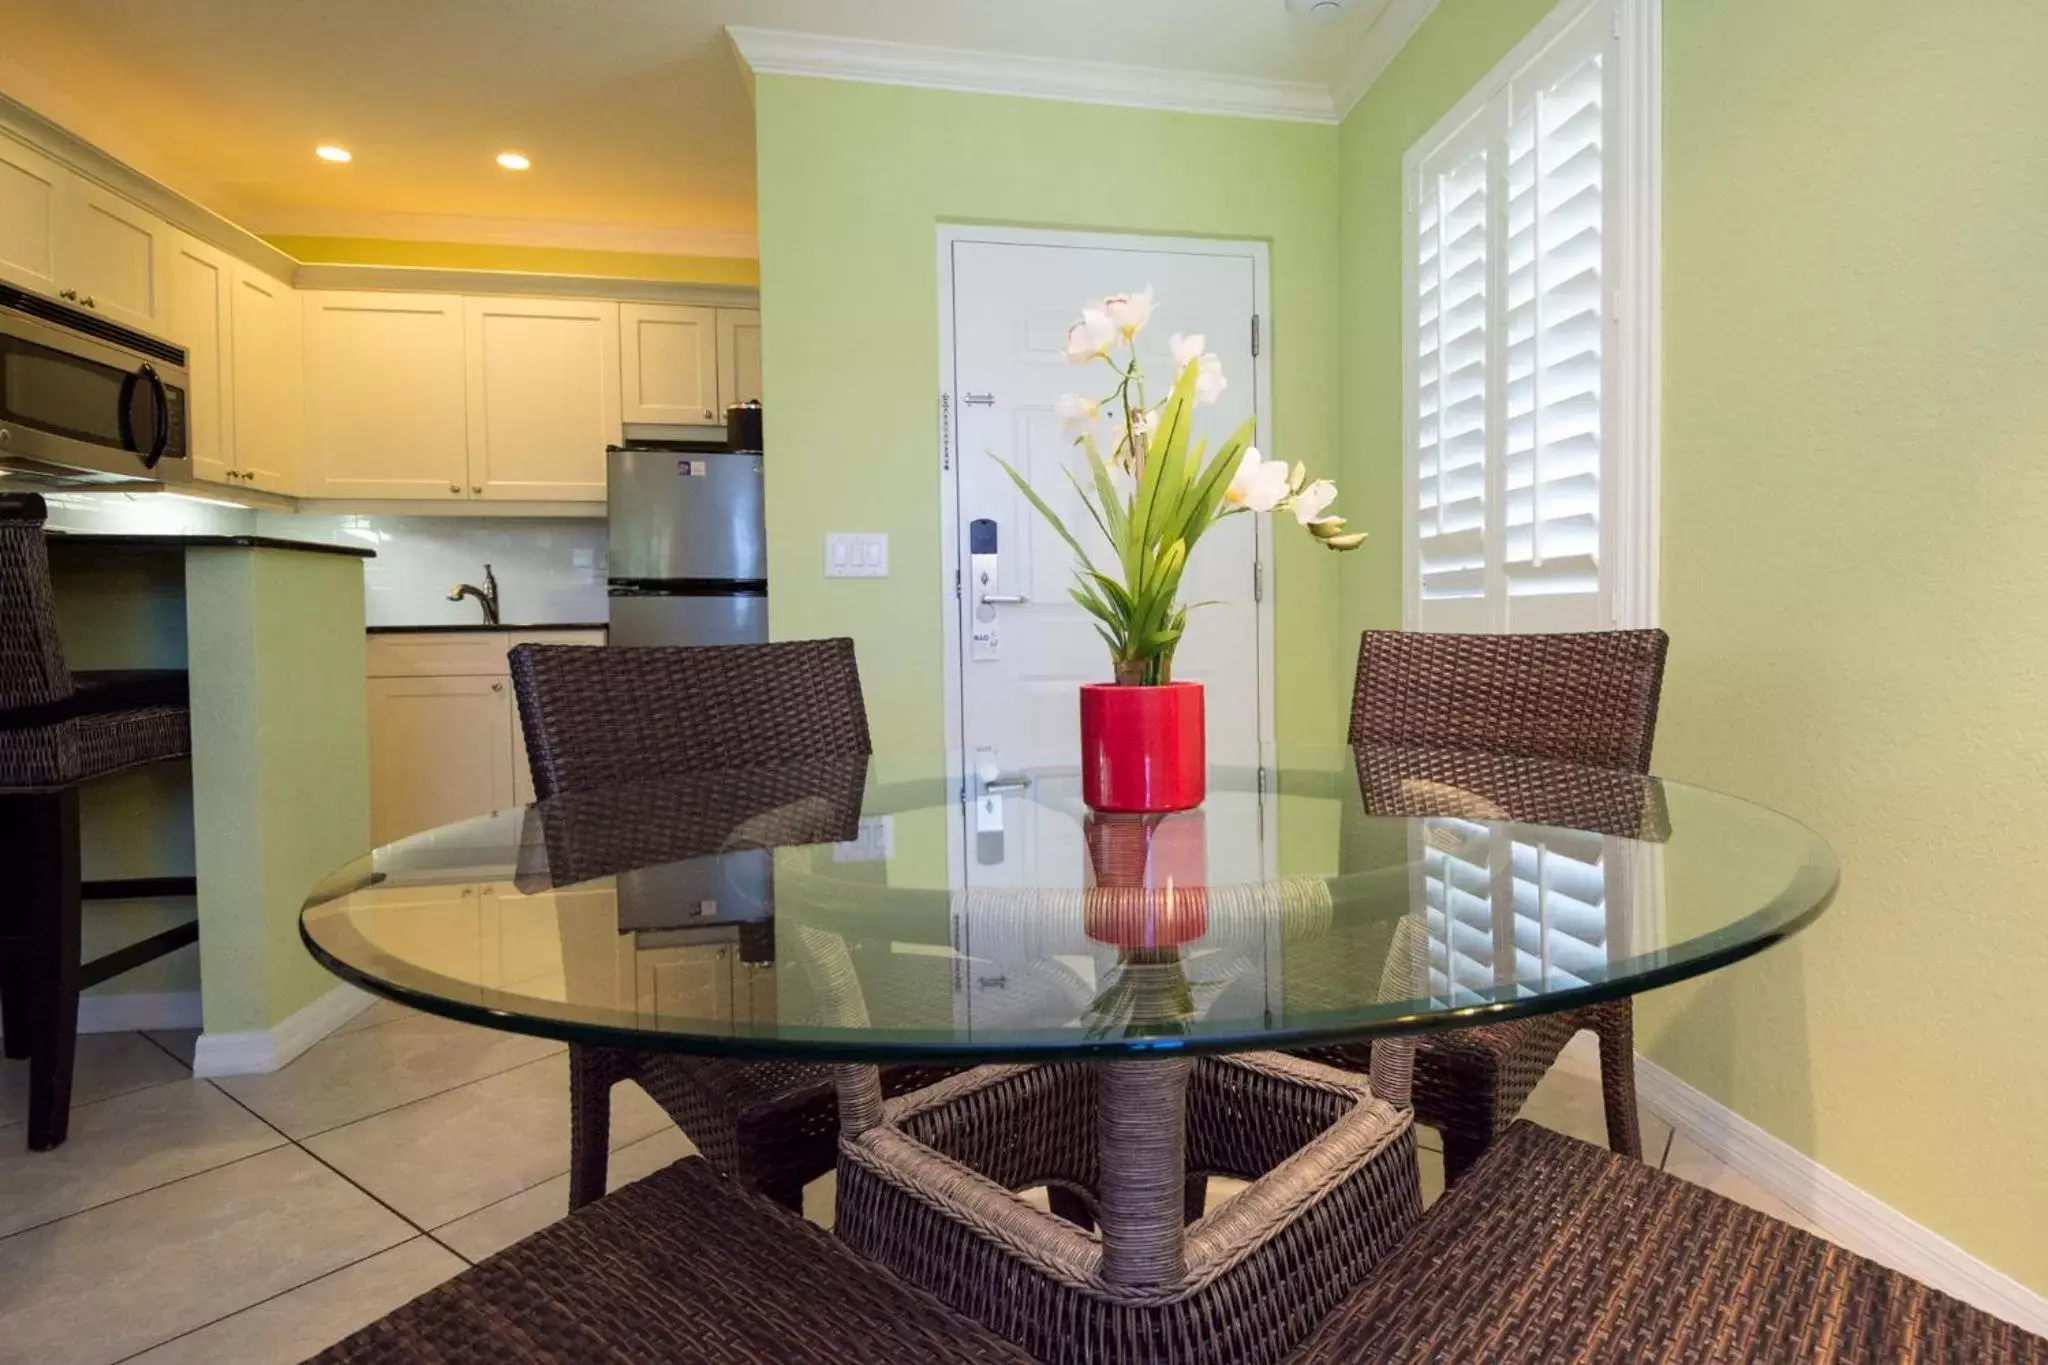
[1339,0,2048,1293]
[188,549,370,1033]
[753,76,1353,763]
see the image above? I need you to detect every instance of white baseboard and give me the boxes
[1636,1055,2048,1337]
[77,990,203,1034]
[191,982,373,1079]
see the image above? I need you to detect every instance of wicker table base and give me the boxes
[833,1053,1423,1365]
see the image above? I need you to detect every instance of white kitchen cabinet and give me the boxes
[368,630,605,838]
[163,233,236,485]
[55,177,169,333]
[619,303,719,425]
[306,291,469,499]
[0,129,61,296]
[464,296,619,501]
[716,307,762,413]
[367,673,518,845]
[228,264,304,494]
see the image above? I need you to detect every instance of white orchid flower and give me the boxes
[1065,305,1116,364]
[1291,479,1338,525]
[1168,331,1227,405]
[1056,393,1101,438]
[1224,446,1291,513]
[1102,286,1155,342]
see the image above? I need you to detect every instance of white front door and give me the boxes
[944,233,1270,888]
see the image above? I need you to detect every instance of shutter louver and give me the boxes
[1415,137,1492,604]
[1426,819,1615,1005]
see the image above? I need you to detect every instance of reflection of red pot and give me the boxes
[1079,681,1205,814]
[1083,811,1208,948]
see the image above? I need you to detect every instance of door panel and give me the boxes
[305,291,468,498]
[229,266,304,493]
[367,674,517,844]
[164,234,234,484]
[716,307,762,411]
[950,237,1268,889]
[465,296,618,501]
[57,179,166,331]
[0,131,61,295]
[620,303,719,425]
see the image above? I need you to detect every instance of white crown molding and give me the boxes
[1637,1057,2048,1338]
[1333,0,1443,115]
[728,26,1340,125]
[254,210,757,261]
[290,260,756,307]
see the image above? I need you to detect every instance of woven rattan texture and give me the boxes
[836,1057,1423,1365]
[308,1155,1036,1365]
[1319,629,1668,1179]
[1292,1121,2048,1363]
[1352,743,1669,839]
[0,494,70,712]
[508,638,871,800]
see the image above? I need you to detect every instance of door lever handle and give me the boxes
[979,594,1030,606]
[983,775,1031,793]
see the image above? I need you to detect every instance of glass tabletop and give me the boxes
[300,747,1838,1062]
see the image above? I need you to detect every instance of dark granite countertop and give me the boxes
[46,532,375,560]
[367,623,608,635]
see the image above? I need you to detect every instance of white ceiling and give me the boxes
[0,0,1405,255]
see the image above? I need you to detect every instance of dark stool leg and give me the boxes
[567,1044,618,1210]
[25,790,82,1152]
[0,796,32,1060]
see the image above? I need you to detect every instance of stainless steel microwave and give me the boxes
[0,283,190,487]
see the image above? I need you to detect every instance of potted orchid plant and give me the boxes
[996,287,1361,813]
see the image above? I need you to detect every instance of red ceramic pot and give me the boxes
[1078,680,1206,814]
[1083,811,1209,948]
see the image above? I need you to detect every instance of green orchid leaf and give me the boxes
[994,454,1097,575]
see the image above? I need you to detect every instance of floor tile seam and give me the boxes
[242,1046,569,1142]
[0,1139,302,1249]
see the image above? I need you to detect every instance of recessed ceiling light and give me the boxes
[496,152,531,171]
[1284,0,1352,18]
[315,145,352,163]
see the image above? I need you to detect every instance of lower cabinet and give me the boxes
[366,629,604,845]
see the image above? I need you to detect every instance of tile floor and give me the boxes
[0,1012,1823,1365]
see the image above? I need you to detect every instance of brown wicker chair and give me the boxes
[1306,628,1669,1183]
[308,1154,1037,1364]
[0,493,196,1151]
[506,638,953,1210]
[1291,1121,2048,1363]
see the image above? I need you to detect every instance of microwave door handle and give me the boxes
[140,365,169,468]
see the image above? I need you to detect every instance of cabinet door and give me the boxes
[716,308,762,413]
[163,233,235,485]
[619,303,719,425]
[0,130,61,296]
[464,296,619,501]
[229,265,305,494]
[55,177,168,332]
[367,673,517,845]
[305,292,468,499]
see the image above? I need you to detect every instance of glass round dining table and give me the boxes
[300,745,1838,1359]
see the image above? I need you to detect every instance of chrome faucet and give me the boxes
[448,564,500,625]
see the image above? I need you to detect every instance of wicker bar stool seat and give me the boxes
[1292,1121,2048,1363]
[307,1155,1037,1364]
[508,638,958,1210]
[1304,629,1669,1183]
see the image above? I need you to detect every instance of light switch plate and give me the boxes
[825,532,890,578]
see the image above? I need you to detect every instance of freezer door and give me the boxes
[607,449,766,582]
[607,591,768,647]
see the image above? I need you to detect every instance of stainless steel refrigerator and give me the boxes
[606,437,767,646]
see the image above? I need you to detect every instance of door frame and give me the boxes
[935,225,1279,880]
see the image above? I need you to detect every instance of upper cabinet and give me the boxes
[230,265,304,494]
[717,307,762,412]
[0,131,61,296]
[164,233,236,484]
[464,296,619,501]
[620,303,719,425]
[304,291,469,499]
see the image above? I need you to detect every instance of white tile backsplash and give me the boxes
[267,514,610,627]
[35,493,607,628]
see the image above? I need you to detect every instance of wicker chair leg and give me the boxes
[756,1174,807,1213]
[1588,1002,1643,1161]
[567,1044,625,1211]
[1440,1123,1492,1187]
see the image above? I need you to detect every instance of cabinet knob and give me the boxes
[449,484,461,494]
[703,408,714,420]
[471,485,482,495]
[491,682,504,692]
[59,289,77,301]
[81,296,95,309]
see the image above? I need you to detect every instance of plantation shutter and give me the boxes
[1424,818,1624,1006]
[1408,0,1616,634]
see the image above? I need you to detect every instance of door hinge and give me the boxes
[940,392,953,471]
[1257,766,1268,795]
[954,566,963,600]
[1252,558,1264,603]
[1251,314,1262,358]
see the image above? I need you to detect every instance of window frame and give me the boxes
[1400,0,1661,633]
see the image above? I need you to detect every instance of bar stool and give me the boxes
[0,493,196,1150]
